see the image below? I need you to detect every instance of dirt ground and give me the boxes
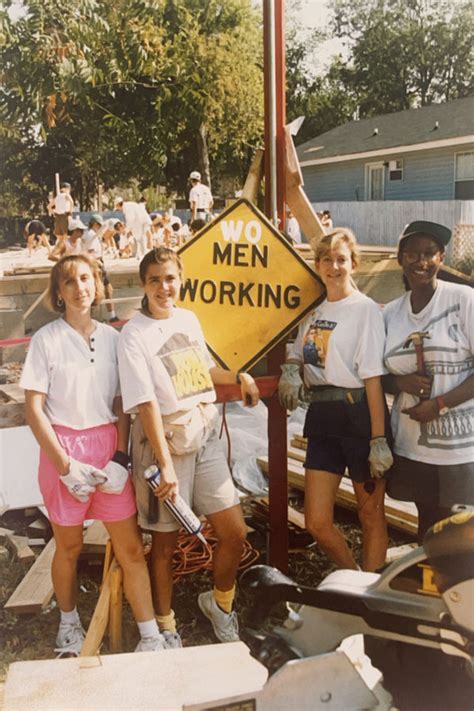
[1,498,473,710]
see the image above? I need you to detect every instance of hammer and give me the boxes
[403,331,431,376]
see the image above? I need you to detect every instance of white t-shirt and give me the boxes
[64,237,83,255]
[384,280,474,465]
[54,192,72,214]
[189,184,213,211]
[286,216,301,244]
[81,229,103,259]
[289,290,386,388]
[118,308,216,415]
[20,319,120,429]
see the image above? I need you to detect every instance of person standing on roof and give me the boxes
[189,171,213,223]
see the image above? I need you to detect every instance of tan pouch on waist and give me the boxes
[162,403,218,456]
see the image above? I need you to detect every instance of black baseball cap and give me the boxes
[398,221,451,252]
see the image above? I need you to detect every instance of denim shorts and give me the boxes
[303,399,373,482]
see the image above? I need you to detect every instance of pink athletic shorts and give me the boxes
[39,423,137,526]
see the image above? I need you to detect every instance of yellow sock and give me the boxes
[213,585,235,614]
[155,609,177,633]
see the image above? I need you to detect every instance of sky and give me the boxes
[8,0,345,69]
[291,0,346,70]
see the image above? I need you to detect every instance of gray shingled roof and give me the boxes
[297,97,474,162]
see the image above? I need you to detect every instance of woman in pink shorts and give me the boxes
[20,254,166,656]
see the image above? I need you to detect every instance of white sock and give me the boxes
[108,309,116,319]
[60,607,80,625]
[137,618,161,640]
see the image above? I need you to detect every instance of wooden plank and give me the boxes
[4,539,55,614]
[0,384,25,403]
[257,496,306,530]
[241,148,264,202]
[0,527,15,544]
[80,557,117,657]
[0,401,26,428]
[108,564,123,653]
[6,535,36,564]
[3,643,267,710]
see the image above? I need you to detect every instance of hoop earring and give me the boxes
[57,296,64,308]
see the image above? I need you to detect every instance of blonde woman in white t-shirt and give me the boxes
[20,254,167,656]
[279,229,393,571]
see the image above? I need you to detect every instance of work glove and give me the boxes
[98,456,130,495]
[368,437,394,479]
[60,458,107,503]
[278,363,304,411]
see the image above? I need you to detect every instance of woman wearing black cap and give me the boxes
[383,221,474,542]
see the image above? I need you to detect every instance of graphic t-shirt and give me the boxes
[289,290,386,388]
[118,308,216,415]
[384,280,474,465]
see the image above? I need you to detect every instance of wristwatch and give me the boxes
[436,396,450,416]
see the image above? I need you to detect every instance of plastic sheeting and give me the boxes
[220,402,307,495]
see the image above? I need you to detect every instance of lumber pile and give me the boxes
[3,520,109,615]
[257,434,418,537]
[0,383,26,428]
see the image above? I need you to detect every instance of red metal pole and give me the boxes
[264,0,288,572]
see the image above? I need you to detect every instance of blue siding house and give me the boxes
[298,97,474,203]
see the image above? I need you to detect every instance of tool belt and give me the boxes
[305,385,366,405]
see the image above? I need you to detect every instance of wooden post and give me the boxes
[80,557,118,657]
[263,0,289,572]
[241,149,265,203]
[108,563,123,653]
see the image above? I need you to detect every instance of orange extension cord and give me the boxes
[169,523,260,581]
[144,404,260,580]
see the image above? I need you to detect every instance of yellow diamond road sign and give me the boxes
[179,198,324,372]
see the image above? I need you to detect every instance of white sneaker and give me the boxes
[161,630,182,649]
[55,622,85,657]
[135,635,166,652]
[198,591,239,643]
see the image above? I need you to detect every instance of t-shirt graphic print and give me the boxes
[303,320,337,368]
[158,332,214,401]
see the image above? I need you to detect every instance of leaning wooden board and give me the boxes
[4,539,55,614]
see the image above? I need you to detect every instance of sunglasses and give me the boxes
[401,249,441,264]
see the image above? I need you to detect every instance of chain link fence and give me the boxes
[451,224,474,276]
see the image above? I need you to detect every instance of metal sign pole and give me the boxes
[264,0,289,571]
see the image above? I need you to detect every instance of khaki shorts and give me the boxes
[131,414,240,532]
